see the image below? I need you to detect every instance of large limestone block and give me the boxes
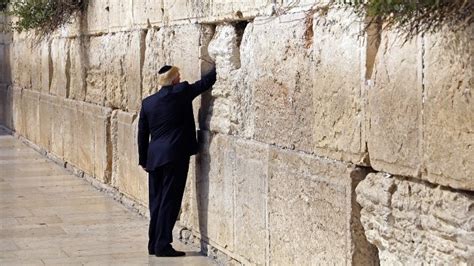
[132,0,163,27]
[85,0,109,34]
[186,132,234,250]
[228,138,269,265]
[10,87,22,132]
[50,38,70,98]
[21,90,40,143]
[90,103,112,183]
[40,40,52,94]
[142,25,201,98]
[210,0,271,21]
[368,31,422,177]
[163,0,209,24]
[30,41,44,92]
[86,31,143,110]
[108,0,133,31]
[69,38,86,101]
[85,36,107,105]
[423,28,474,190]
[311,9,366,163]
[62,99,80,165]
[49,95,65,158]
[113,110,148,204]
[268,147,357,264]
[247,15,314,151]
[11,41,32,89]
[38,94,55,150]
[4,44,12,84]
[356,173,474,264]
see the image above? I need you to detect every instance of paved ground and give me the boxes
[0,127,214,265]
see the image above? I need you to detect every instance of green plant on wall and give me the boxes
[344,0,473,38]
[1,0,84,34]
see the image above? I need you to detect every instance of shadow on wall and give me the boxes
[195,84,216,254]
[0,34,12,130]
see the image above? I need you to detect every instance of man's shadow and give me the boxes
[195,87,214,255]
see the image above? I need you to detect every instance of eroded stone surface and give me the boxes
[423,27,474,190]
[112,110,148,205]
[356,173,474,264]
[368,31,422,177]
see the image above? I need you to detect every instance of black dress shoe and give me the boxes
[155,247,186,257]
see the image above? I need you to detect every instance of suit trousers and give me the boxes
[148,156,190,253]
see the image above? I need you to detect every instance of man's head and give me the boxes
[158,65,180,86]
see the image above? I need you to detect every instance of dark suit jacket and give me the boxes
[138,69,216,171]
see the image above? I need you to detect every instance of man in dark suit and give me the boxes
[138,65,216,257]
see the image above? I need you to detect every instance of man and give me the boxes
[138,65,216,257]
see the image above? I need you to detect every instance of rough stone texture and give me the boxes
[85,31,144,110]
[11,41,32,89]
[368,31,422,177]
[230,139,269,265]
[85,0,110,34]
[69,38,86,101]
[423,27,474,190]
[356,173,474,264]
[132,0,163,27]
[113,110,148,205]
[50,38,70,98]
[268,147,351,265]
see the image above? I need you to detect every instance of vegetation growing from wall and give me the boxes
[0,0,84,34]
[345,0,473,38]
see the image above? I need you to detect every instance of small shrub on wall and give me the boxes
[342,0,473,38]
[0,0,84,34]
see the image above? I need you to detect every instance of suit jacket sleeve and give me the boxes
[137,104,149,168]
[188,68,217,100]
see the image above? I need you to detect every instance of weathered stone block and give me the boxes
[38,94,54,150]
[49,95,65,158]
[142,25,201,98]
[11,41,32,89]
[193,132,234,250]
[310,9,366,163]
[113,110,148,204]
[356,173,474,264]
[50,38,70,98]
[210,0,271,21]
[90,103,112,183]
[86,31,143,110]
[368,31,422,177]
[40,40,52,94]
[132,0,163,26]
[85,36,107,105]
[69,38,86,101]
[228,138,269,265]
[85,0,109,34]
[163,0,209,24]
[268,147,353,264]
[62,99,80,165]
[108,0,133,31]
[21,90,40,143]
[423,28,474,190]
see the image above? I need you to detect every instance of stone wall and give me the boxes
[0,1,472,265]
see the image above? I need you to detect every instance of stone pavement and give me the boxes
[0,127,215,266]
